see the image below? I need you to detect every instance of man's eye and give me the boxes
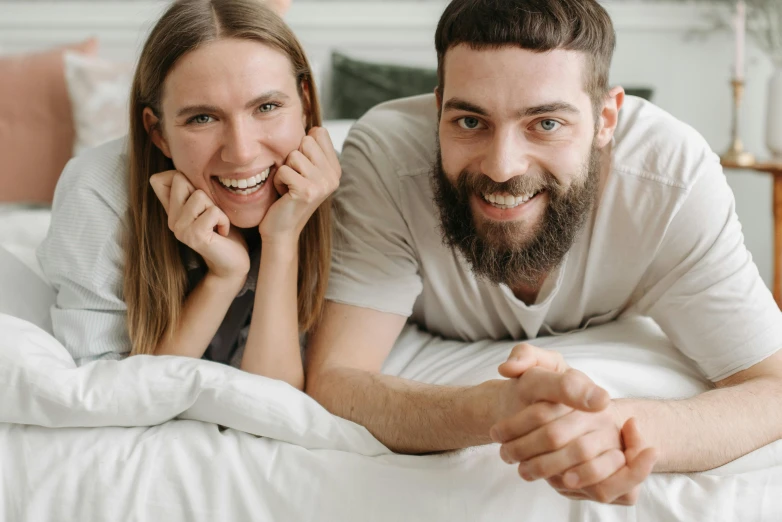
[458,117,482,130]
[189,114,213,125]
[539,119,561,132]
[259,103,279,113]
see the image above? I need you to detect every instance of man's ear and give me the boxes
[434,86,443,120]
[595,86,625,148]
[142,107,172,158]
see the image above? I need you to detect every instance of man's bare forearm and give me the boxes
[308,367,502,453]
[615,376,782,472]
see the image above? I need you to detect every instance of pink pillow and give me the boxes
[0,39,98,204]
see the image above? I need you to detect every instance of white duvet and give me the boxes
[2,312,781,522]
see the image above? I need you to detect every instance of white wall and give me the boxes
[0,0,776,285]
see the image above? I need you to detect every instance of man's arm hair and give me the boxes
[305,302,501,453]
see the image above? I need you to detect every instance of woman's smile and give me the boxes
[209,166,278,212]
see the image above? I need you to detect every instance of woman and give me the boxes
[37,0,340,390]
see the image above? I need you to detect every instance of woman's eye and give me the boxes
[457,117,483,130]
[538,119,561,132]
[259,103,278,113]
[189,114,213,125]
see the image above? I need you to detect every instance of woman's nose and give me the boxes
[221,120,260,166]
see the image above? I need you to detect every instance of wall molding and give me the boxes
[0,1,725,56]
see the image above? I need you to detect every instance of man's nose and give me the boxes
[221,120,260,166]
[481,128,531,184]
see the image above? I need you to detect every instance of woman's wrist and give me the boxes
[203,269,248,295]
[260,233,300,257]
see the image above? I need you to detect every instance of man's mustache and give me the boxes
[456,171,560,198]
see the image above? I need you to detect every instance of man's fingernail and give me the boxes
[586,388,604,408]
[585,389,596,407]
[563,471,578,488]
[499,446,511,464]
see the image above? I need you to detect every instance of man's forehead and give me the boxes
[442,45,589,104]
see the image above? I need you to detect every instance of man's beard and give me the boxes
[431,142,601,288]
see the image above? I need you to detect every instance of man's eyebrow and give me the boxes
[441,99,580,119]
[519,102,580,118]
[175,91,291,118]
[442,98,490,117]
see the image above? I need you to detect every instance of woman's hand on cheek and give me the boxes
[150,170,251,289]
[259,127,341,245]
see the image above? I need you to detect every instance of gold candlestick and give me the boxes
[721,79,755,167]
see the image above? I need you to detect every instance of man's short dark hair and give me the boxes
[435,0,616,107]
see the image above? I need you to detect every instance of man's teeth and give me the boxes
[217,168,270,191]
[482,191,540,208]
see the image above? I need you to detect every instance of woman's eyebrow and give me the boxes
[176,91,291,118]
[244,91,290,109]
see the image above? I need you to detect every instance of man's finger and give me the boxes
[559,448,626,490]
[498,343,568,378]
[579,447,656,504]
[513,427,622,480]
[491,401,572,443]
[517,367,611,413]
[500,408,611,464]
[621,417,647,462]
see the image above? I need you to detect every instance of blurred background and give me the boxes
[0,0,778,287]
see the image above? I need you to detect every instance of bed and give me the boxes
[1,206,781,520]
[1,2,782,520]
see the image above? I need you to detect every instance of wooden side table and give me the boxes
[721,160,782,309]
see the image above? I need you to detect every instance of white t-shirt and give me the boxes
[36,138,259,367]
[326,94,782,382]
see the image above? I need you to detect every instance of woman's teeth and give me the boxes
[482,190,540,209]
[217,168,270,195]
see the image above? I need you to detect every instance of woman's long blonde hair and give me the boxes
[125,0,330,356]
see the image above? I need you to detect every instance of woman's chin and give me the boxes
[226,211,264,231]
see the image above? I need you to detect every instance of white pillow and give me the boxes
[322,119,355,153]
[0,245,55,333]
[63,51,133,156]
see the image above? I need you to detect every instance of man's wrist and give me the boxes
[473,379,507,433]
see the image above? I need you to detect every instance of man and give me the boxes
[305,0,782,506]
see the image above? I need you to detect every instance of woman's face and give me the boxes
[145,38,308,229]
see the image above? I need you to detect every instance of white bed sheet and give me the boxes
[1,313,781,522]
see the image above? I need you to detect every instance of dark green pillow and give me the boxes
[327,51,654,119]
[328,52,438,120]
[624,87,654,101]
